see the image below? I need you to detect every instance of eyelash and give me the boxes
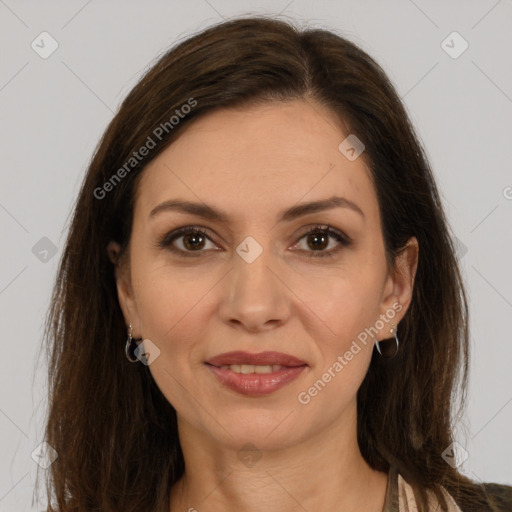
[157,224,352,259]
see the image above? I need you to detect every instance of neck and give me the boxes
[169,403,388,512]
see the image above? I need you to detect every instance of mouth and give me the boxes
[205,351,308,396]
[206,350,307,368]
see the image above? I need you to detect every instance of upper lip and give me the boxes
[206,351,307,367]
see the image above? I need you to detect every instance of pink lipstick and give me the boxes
[205,351,307,396]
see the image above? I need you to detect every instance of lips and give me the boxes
[206,351,307,368]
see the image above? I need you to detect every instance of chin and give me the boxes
[209,408,305,450]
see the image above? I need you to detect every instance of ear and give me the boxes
[375,237,419,341]
[108,241,143,338]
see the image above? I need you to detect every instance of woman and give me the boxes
[38,16,512,512]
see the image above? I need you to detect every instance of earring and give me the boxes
[125,323,140,363]
[375,324,399,359]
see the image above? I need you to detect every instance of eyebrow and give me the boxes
[149,195,365,223]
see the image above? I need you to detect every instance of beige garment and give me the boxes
[384,466,463,512]
[397,473,462,512]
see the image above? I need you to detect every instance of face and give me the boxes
[113,99,417,452]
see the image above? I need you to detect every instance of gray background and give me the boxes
[0,0,511,509]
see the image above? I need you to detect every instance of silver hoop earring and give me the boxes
[375,324,399,359]
[125,323,140,363]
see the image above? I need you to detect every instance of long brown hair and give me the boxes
[38,16,489,511]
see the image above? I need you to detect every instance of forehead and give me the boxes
[136,99,379,226]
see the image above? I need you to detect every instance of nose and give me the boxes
[218,241,291,333]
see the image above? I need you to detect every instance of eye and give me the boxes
[157,226,218,255]
[157,224,352,259]
[292,225,352,259]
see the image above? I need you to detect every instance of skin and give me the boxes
[110,99,418,512]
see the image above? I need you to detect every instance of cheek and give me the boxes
[295,277,382,414]
[130,257,224,381]
[133,268,209,344]
[130,266,214,408]
[131,252,385,354]
[299,268,384,344]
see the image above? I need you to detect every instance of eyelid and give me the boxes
[293,224,352,245]
[290,224,352,258]
[157,225,217,250]
[157,223,352,256]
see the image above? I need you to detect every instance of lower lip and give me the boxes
[206,364,307,396]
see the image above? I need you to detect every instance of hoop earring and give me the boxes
[375,324,399,359]
[125,323,140,363]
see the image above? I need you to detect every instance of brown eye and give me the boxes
[182,232,206,251]
[294,225,352,259]
[306,232,329,251]
[158,227,217,254]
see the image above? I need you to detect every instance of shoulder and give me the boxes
[450,481,512,512]
[394,470,512,512]
[475,482,512,512]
